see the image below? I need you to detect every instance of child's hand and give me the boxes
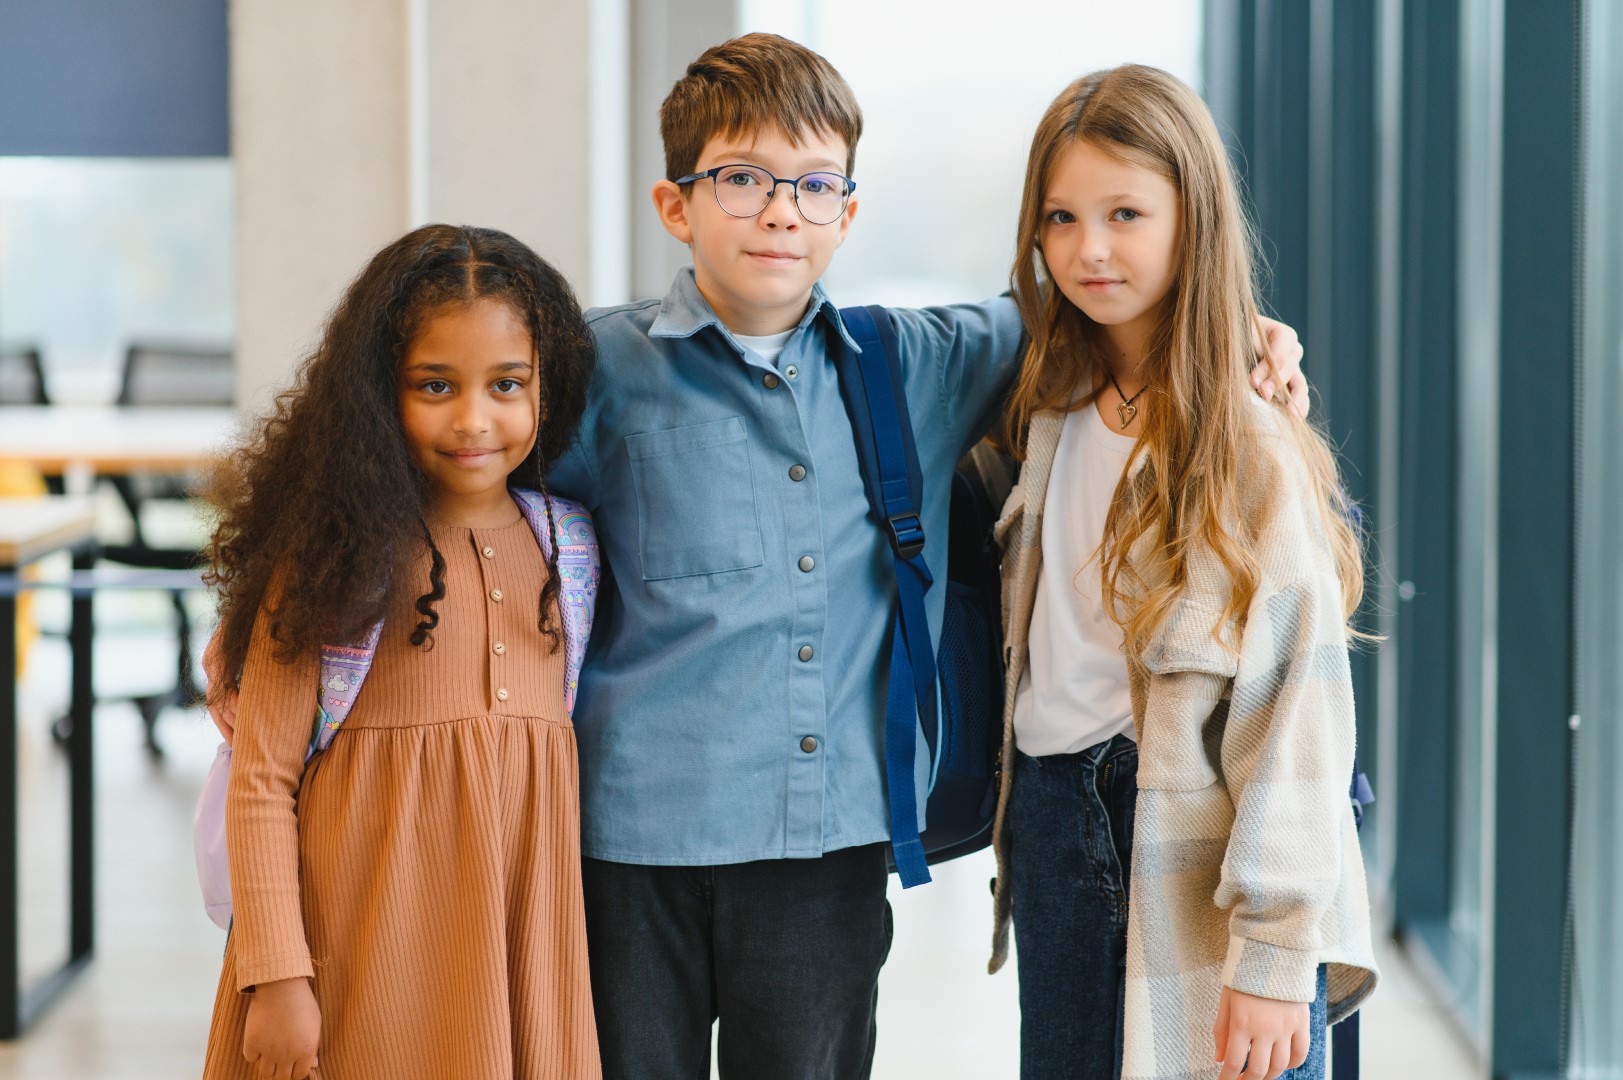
[202,634,239,746]
[242,977,320,1079]
[1251,316,1310,419]
[1213,985,1310,1080]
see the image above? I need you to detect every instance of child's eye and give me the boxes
[1111,208,1141,222]
[720,167,762,187]
[1045,209,1075,226]
[493,378,523,394]
[798,175,836,196]
[421,379,451,395]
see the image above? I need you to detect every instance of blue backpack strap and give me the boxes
[834,304,937,888]
[1332,748,1371,1077]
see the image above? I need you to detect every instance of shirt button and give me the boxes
[481,545,494,558]
[493,641,506,655]
[798,645,814,662]
[788,464,807,481]
[799,555,815,573]
[785,365,799,379]
[496,688,509,701]
[490,588,503,602]
[763,373,780,389]
[800,735,818,753]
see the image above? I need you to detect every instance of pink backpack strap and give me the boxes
[312,490,597,743]
[513,489,600,716]
[312,622,382,753]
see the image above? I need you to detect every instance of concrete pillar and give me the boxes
[232,1,412,412]
[429,0,595,292]
[629,0,738,299]
[232,0,631,411]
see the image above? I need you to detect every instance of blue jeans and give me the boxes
[1008,736,1329,1079]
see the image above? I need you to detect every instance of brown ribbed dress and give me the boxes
[202,519,600,1079]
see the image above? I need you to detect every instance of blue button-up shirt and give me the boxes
[548,269,1023,865]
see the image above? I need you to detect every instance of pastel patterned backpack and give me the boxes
[193,491,600,930]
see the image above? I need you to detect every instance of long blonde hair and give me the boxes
[1001,65,1364,658]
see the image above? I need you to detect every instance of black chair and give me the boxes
[117,342,236,408]
[0,345,50,405]
[105,342,234,754]
[111,343,234,534]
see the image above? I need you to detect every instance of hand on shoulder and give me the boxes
[1251,316,1310,419]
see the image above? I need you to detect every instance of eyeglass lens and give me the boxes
[710,165,850,225]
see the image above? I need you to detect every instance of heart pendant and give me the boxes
[1116,401,1137,429]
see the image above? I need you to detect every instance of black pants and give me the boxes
[581,843,894,1080]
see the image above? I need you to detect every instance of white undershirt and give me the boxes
[1012,400,1140,756]
[733,329,795,367]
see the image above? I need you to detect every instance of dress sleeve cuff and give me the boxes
[233,950,315,994]
[1221,934,1319,1003]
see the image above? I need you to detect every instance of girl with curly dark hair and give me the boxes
[199,224,602,1080]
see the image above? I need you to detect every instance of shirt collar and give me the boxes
[648,267,863,354]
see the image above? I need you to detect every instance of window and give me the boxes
[739,0,1204,306]
[0,159,233,402]
[1570,0,1623,1070]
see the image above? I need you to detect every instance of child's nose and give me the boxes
[1079,225,1110,264]
[758,183,799,228]
[453,398,491,433]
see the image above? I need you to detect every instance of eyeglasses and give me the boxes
[675,164,857,226]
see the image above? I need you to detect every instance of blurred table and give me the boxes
[0,405,237,755]
[0,405,237,476]
[0,497,96,1037]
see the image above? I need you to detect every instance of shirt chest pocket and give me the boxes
[626,416,765,581]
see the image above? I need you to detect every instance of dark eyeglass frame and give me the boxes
[674,164,857,225]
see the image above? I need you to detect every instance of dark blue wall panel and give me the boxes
[0,0,228,156]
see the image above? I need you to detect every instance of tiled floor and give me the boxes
[1,594,1482,1078]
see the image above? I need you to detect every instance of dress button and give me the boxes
[785,365,799,379]
[799,555,815,573]
[493,641,506,655]
[496,688,509,701]
[798,645,814,662]
[763,373,780,389]
[788,464,807,481]
[490,588,503,602]
[800,735,818,753]
[481,545,494,558]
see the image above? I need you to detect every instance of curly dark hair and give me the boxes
[206,224,595,686]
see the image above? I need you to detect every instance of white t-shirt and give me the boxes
[733,329,795,367]
[1011,400,1140,756]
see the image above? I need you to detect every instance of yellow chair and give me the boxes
[0,459,48,678]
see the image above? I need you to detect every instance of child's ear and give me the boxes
[651,180,693,245]
[835,194,859,246]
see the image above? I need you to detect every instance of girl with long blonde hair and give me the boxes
[986,66,1377,1080]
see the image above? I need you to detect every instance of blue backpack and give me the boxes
[832,305,1011,887]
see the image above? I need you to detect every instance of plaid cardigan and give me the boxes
[987,404,1378,1079]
